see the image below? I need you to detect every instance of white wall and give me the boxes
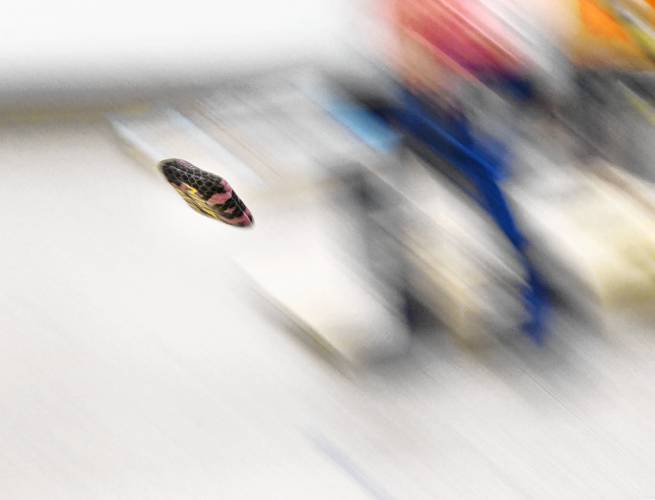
[0,0,363,106]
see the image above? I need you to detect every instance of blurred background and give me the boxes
[0,0,364,107]
[4,1,655,499]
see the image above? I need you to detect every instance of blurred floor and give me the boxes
[1,116,655,500]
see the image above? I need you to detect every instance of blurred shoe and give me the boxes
[159,158,254,227]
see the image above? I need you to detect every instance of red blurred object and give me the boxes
[392,0,527,86]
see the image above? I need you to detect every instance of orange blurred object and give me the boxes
[572,0,655,68]
[579,0,630,42]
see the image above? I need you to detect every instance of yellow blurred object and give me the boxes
[515,162,655,312]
